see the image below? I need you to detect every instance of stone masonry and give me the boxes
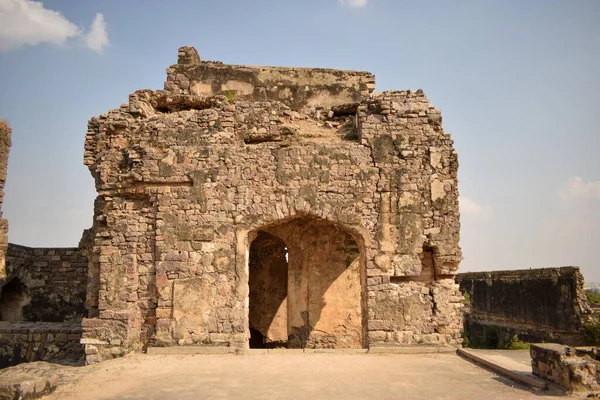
[531,343,600,393]
[3,244,88,323]
[457,267,593,347]
[0,122,10,287]
[81,46,463,363]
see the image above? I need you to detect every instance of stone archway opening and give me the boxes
[248,214,366,349]
[0,278,30,321]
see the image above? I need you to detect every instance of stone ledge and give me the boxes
[0,322,82,334]
[145,346,458,355]
[369,345,456,355]
[458,348,549,390]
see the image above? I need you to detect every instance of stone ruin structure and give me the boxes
[0,46,464,366]
[531,343,600,394]
[80,46,463,362]
[458,267,594,347]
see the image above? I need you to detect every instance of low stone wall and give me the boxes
[457,267,593,347]
[2,244,88,322]
[0,322,84,369]
[531,343,600,393]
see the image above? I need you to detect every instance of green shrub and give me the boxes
[583,317,600,346]
[586,289,600,305]
[463,293,471,305]
[460,330,470,348]
[225,91,236,104]
[507,335,530,350]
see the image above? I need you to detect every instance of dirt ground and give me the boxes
[44,353,566,400]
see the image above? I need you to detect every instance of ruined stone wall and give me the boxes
[2,244,88,322]
[0,122,10,285]
[81,46,462,362]
[166,46,376,111]
[457,267,593,346]
[531,343,600,393]
[0,321,83,369]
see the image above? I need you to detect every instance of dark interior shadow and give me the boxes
[249,231,289,348]
[0,278,29,321]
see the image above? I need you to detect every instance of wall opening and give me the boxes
[391,244,438,283]
[0,278,30,321]
[248,214,366,349]
[249,231,289,348]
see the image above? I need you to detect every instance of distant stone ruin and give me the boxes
[0,46,465,366]
[457,267,594,347]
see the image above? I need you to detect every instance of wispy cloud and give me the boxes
[0,0,108,53]
[84,13,108,53]
[338,0,369,8]
[460,196,492,219]
[558,176,600,201]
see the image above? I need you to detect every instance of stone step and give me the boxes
[369,345,456,354]
[146,345,455,356]
[457,348,550,390]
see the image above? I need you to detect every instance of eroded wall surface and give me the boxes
[457,267,593,346]
[81,46,463,362]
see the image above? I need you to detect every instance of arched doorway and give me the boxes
[0,278,30,321]
[248,214,366,349]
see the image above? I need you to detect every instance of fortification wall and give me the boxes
[2,244,88,322]
[457,267,593,347]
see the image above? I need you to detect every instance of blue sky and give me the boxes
[0,0,598,282]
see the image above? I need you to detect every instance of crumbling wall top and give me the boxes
[165,46,376,111]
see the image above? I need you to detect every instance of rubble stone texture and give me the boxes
[81,46,463,363]
[3,244,88,322]
[531,343,600,393]
[0,122,10,286]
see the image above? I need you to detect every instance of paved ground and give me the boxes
[43,352,568,400]
[468,349,533,366]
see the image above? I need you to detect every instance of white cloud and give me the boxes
[558,176,600,201]
[0,0,80,51]
[338,0,369,8]
[0,0,108,53]
[459,196,492,219]
[84,13,108,53]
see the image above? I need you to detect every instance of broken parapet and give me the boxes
[164,46,376,111]
[531,343,600,393]
[0,121,10,286]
